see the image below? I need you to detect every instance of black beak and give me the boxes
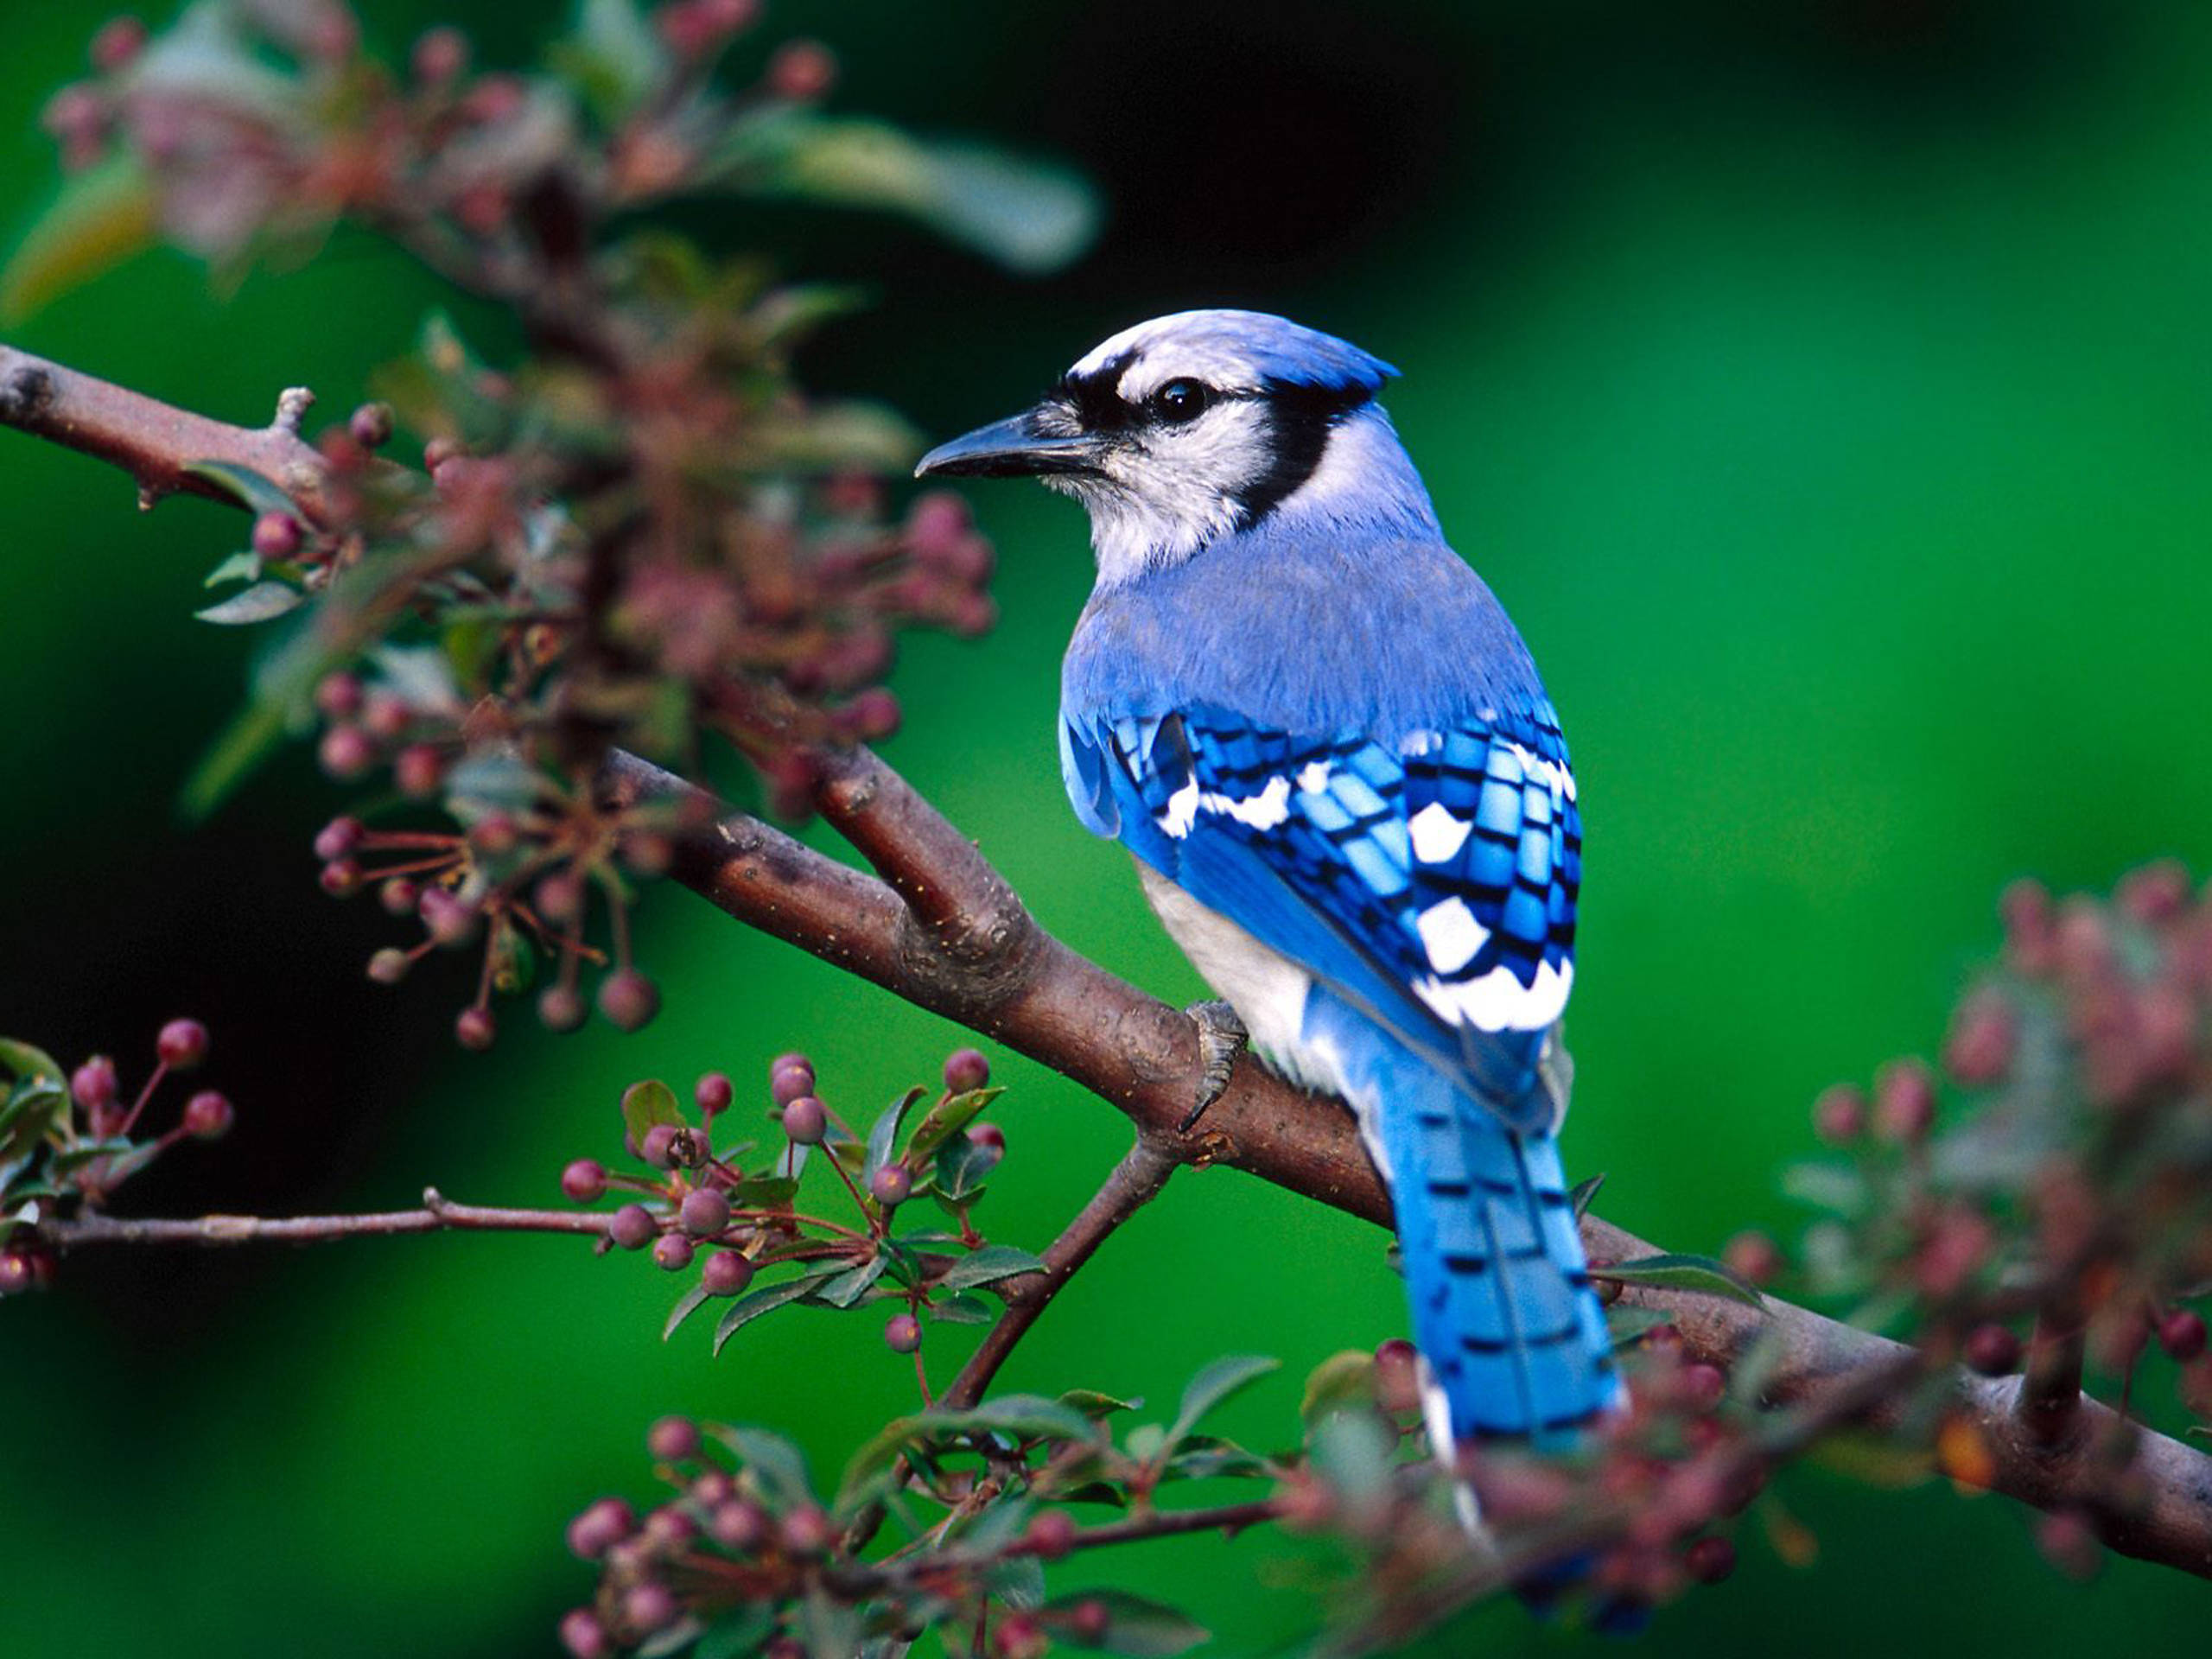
[913,407,1103,480]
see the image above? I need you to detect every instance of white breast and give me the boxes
[1135,860,1344,1099]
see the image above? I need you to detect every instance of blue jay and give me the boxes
[916,309,1619,1456]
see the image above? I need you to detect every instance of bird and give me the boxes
[915,308,1618,1464]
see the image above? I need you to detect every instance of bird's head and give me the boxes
[916,309,1431,584]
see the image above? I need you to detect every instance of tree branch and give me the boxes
[944,1132,1180,1410]
[9,340,2212,1586]
[42,1187,612,1247]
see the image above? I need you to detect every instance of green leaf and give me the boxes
[711,1269,835,1355]
[724,1173,798,1208]
[1163,1355,1278,1453]
[814,1252,888,1308]
[834,1395,1097,1512]
[0,1076,66,1165]
[1589,1251,1765,1308]
[864,1085,925,1181]
[988,1554,1046,1611]
[550,0,669,124]
[1060,1389,1139,1420]
[938,1243,1045,1293]
[0,155,159,322]
[713,1424,817,1507]
[925,1291,993,1325]
[1568,1172,1605,1221]
[693,1606,776,1659]
[183,460,299,519]
[202,551,264,588]
[50,1136,135,1174]
[194,581,303,626]
[903,1085,1001,1167]
[963,1394,1099,1443]
[621,1078,683,1147]
[0,1039,66,1084]
[715,113,1100,274]
[934,1129,1001,1204]
[1164,1437,1272,1481]
[1299,1350,1376,1428]
[1046,1589,1209,1656]
[1309,1409,1395,1510]
[663,1281,714,1342]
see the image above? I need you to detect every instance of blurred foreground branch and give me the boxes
[6,338,2212,1587]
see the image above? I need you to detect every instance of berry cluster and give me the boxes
[1787,865,2212,1573]
[563,1049,1020,1360]
[0,1020,235,1293]
[30,2,1050,1046]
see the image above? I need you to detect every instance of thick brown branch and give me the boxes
[10,340,2212,1585]
[944,1133,1180,1410]
[43,1187,610,1247]
[0,343,331,518]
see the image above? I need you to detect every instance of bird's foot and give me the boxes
[1179,999,1248,1134]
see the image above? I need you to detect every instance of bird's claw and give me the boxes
[1179,999,1248,1134]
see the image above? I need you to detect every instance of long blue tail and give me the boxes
[1387,1093,1618,1446]
[1315,998,1618,1447]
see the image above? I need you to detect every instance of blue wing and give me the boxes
[1062,702,1580,1130]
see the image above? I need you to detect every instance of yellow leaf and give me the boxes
[1,156,160,322]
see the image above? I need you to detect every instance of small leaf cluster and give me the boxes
[564,1048,1038,1362]
[560,1356,1282,1657]
[0,1022,234,1292]
[14,0,1090,1046]
[1783,865,2212,1572]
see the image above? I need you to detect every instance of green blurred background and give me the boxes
[4,0,2210,1653]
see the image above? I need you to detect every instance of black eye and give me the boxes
[1152,378,1211,423]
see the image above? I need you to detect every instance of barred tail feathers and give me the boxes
[1320,1013,1617,1448]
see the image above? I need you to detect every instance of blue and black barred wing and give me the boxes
[1060,702,1581,1129]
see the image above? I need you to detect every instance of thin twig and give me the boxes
[2019,1296,2088,1448]
[44,1187,611,1247]
[944,1134,1179,1410]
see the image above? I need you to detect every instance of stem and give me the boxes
[943,1134,1179,1410]
[2019,1297,2088,1448]
[43,1188,612,1248]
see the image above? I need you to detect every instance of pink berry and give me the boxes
[90,16,148,73]
[454,1007,496,1051]
[702,1251,753,1296]
[1685,1535,1736,1584]
[318,725,375,779]
[182,1090,233,1140]
[565,1497,635,1560]
[884,1312,921,1353]
[557,1608,610,1659]
[695,1072,734,1116]
[943,1047,990,1092]
[537,985,587,1033]
[1965,1324,2021,1376]
[607,1204,657,1250]
[561,1160,607,1203]
[70,1055,118,1114]
[313,816,363,861]
[367,948,410,985]
[647,1415,701,1461]
[770,1062,815,1108]
[2159,1310,2208,1363]
[653,1234,694,1272]
[156,1018,209,1071]
[679,1188,730,1237]
[869,1165,911,1206]
[782,1096,828,1145]
[598,969,660,1032]
[251,511,302,560]
[1024,1510,1074,1560]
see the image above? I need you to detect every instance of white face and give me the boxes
[1040,323,1316,583]
[1035,382,1274,582]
